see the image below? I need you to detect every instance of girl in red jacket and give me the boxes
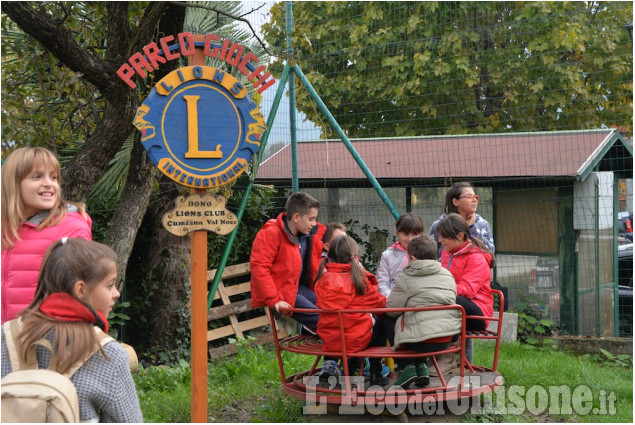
[1,147,92,323]
[314,235,387,386]
[437,213,495,363]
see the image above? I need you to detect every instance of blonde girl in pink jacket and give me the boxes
[1,147,92,323]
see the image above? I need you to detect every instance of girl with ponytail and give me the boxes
[314,235,388,386]
[1,238,142,422]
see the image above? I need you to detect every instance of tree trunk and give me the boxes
[117,3,190,357]
[104,136,156,287]
[64,90,138,201]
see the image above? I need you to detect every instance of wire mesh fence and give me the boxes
[233,1,633,337]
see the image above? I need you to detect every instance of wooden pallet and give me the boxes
[207,262,287,358]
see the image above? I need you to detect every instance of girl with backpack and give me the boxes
[1,147,92,323]
[1,238,142,422]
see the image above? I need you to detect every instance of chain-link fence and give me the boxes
[228,2,633,337]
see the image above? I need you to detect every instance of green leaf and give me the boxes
[530,81,544,93]
[599,348,616,360]
[526,337,539,345]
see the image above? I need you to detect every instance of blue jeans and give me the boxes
[291,285,319,332]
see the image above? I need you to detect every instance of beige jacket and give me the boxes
[386,259,462,350]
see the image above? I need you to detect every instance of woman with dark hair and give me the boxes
[429,182,494,259]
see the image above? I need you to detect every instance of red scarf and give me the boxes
[39,293,109,333]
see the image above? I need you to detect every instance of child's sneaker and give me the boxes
[415,363,430,387]
[393,364,417,389]
[319,360,341,383]
[382,364,391,377]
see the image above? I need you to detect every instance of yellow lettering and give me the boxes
[157,158,248,189]
[156,66,246,98]
[246,107,266,147]
[183,95,222,159]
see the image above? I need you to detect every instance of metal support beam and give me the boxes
[291,64,401,220]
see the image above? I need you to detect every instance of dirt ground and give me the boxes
[209,393,568,423]
[209,393,464,423]
[208,395,261,422]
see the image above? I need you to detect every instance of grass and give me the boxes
[471,341,633,423]
[135,340,313,422]
[135,339,632,423]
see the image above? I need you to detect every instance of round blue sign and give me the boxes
[134,66,266,188]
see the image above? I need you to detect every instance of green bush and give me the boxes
[207,181,281,268]
[344,218,389,274]
[512,294,555,347]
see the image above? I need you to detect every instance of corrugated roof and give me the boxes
[257,130,627,181]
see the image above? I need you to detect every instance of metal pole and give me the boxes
[292,64,401,220]
[613,180,619,336]
[207,65,292,310]
[286,1,299,192]
[595,177,600,337]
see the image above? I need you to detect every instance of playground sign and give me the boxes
[132,64,266,188]
[119,32,273,423]
[121,32,270,189]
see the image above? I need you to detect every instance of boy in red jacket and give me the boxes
[250,192,326,332]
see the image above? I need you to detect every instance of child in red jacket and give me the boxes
[437,213,495,363]
[314,235,388,386]
[250,192,326,333]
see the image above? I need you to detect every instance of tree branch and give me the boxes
[2,2,114,94]
[105,2,132,64]
[3,2,169,98]
[168,1,272,56]
[129,2,170,55]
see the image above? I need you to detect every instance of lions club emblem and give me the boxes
[134,65,266,188]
